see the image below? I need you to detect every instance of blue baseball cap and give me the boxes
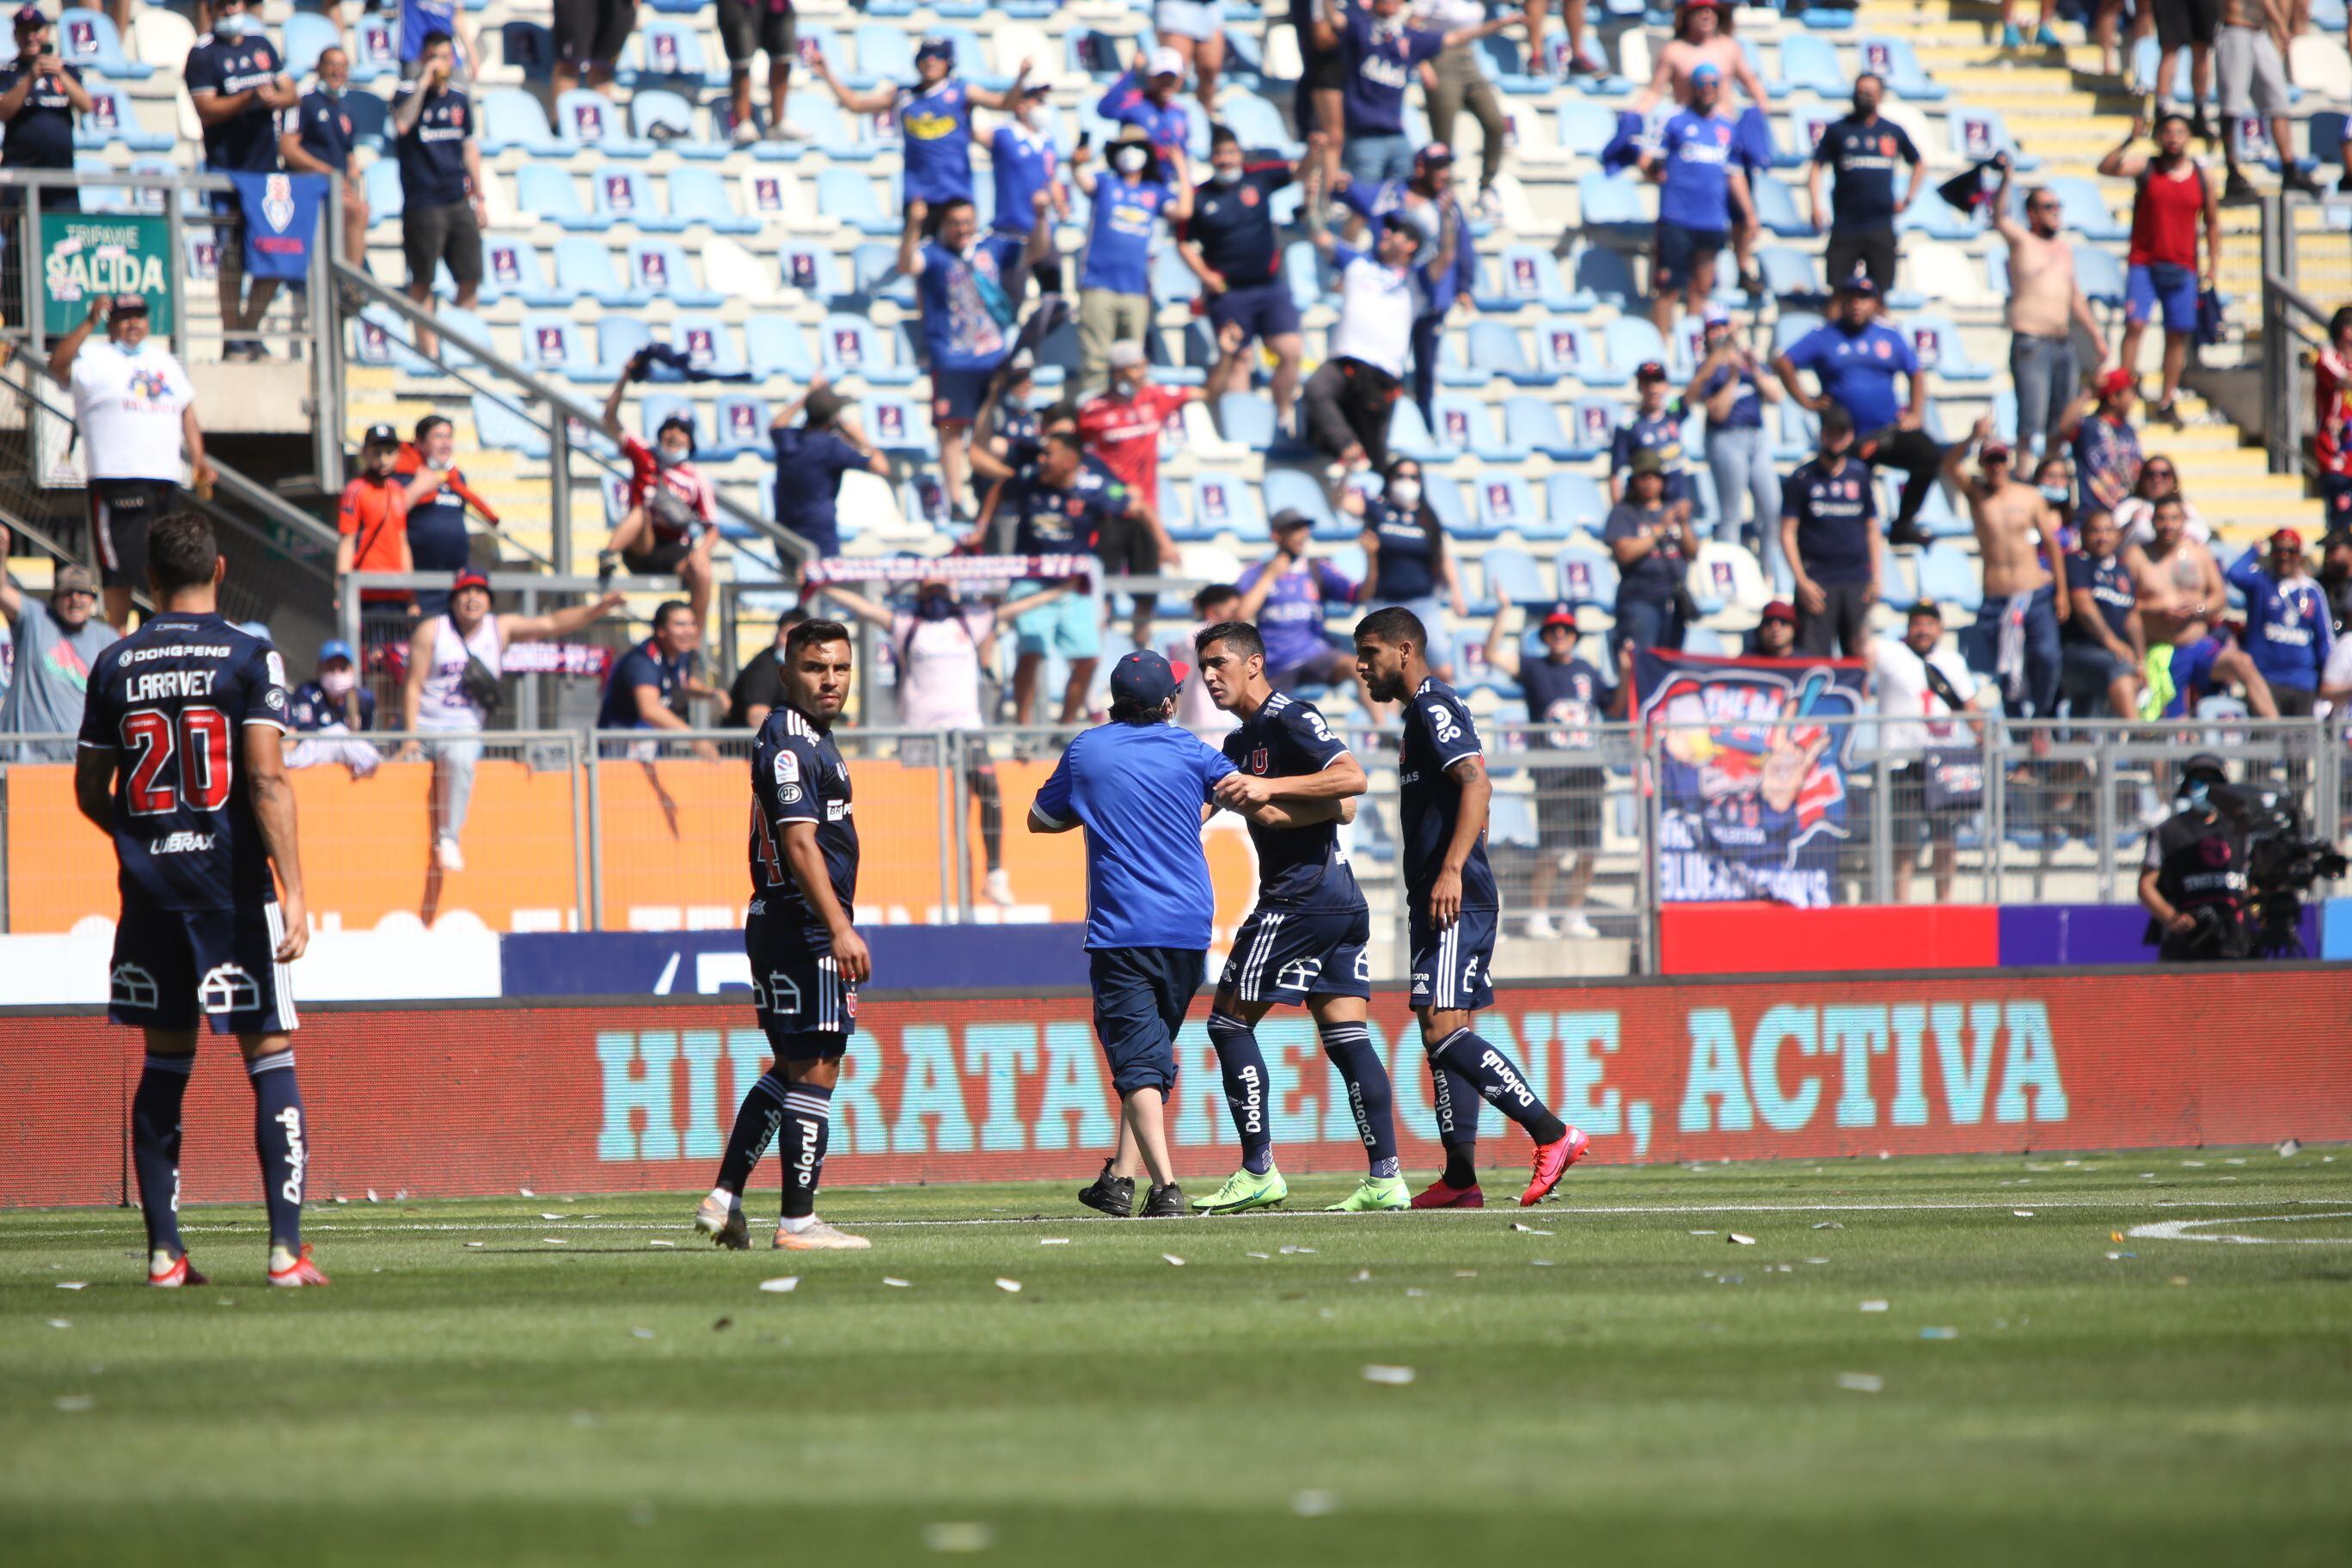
[319,638,356,665]
[915,34,953,62]
[1110,647,1186,708]
[1691,63,1721,84]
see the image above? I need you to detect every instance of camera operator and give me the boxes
[2138,752,2250,962]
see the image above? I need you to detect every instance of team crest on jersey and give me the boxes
[1249,748,1269,775]
[198,964,260,1014]
[110,962,158,1010]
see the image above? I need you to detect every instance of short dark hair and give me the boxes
[1042,428,1084,458]
[414,413,451,444]
[147,513,219,596]
[1209,123,1240,149]
[2333,305,2352,342]
[1195,619,1265,662]
[419,29,454,54]
[784,617,852,664]
[1853,71,1883,91]
[1819,406,1855,439]
[2153,494,2187,515]
[1355,604,1425,652]
[652,599,695,634]
[1109,695,1168,725]
[1192,583,1240,616]
[2155,111,2190,133]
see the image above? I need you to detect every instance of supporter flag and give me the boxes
[1732,105,1775,176]
[230,171,327,282]
[1936,158,2004,219]
[1599,109,1647,175]
[1632,647,1869,909]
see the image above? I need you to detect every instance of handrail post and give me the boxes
[549,409,573,578]
[314,177,345,492]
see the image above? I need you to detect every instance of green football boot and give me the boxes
[1191,1166,1289,1214]
[1325,1175,1412,1212]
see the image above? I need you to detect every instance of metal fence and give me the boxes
[6,715,2346,969]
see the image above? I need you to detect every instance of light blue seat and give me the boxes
[1502,395,1580,461]
[592,168,686,231]
[1481,544,1549,606]
[472,392,548,458]
[1749,173,1810,237]
[1554,540,1620,604]
[1948,107,2039,171]
[1602,316,1669,379]
[850,240,916,303]
[1422,473,1471,536]
[669,167,761,233]
[747,316,816,381]
[1577,169,1648,227]
[1773,397,1820,461]
[862,395,934,453]
[1772,310,1825,356]
[790,93,878,162]
[2073,242,2128,307]
[1759,243,1822,299]
[1737,35,1789,96]
[669,315,747,378]
[1220,89,1297,156]
[1542,469,1618,536]
[554,237,646,307]
[1191,474,1268,542]
[1473,474,1539,538]
[633,89,721,158]
[819,312,886,381]
[1262,469,1339,540]
[1155,477,1191,542]
[1473,243,1576,311]
[1534,317,1603,383]
[349,13,399,79]
[480,88,555,155]
[780,243,843,303]
[2046,175,2126,242]
[284,11,341,77]
[1856,36,1946,99]
[1570,244,1639,308]
[1465,322,1546,386]
[714,395,771,459]
[1282,238,1326,310]
[364,157,405,226]
[555,88,650,156]
[75,86,170,150]
[622,19,726,89]
[1217,394,1277,450]
[1565,397,1617,459]
[628,239,721,307]
[517,165,591,227]
[638,392,708,452]
[345,89,390,150]
[816,168,898,235]
[1779,33,1847,96]
[589,316,655,383]
[1910,316,1991,382]
[1386,399,1455,462]
[1152,244,1200,304]
[57,8,150,78]
[1557,101,1619,157]
[850,22,915,88]
[519,313,591,378]
[1431,395,1527,463]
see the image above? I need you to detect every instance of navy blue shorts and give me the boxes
[746,914,854,1057]
[929,366,991,427]
[1406,904,1498,1014]
[1090,946,1205,1093]
[110,900,298,1035]
[1654,223,1725,293]
[1217,904,1371,1006]
[1208,280,1302,349]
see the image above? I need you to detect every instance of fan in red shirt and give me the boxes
[595,356,720,634]
[2099,112,2220,430]
[1075,340,1191,636]
[2316,308,2352,531]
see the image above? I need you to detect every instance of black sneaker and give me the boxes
[2337,169,2352,194]
[2151,399,2185,429]
[2190,111,2215,144]
[1887,520,1928,549]
[1077,1161,1135,1218]
[2223,170,2260,204]
[2285,166,2325,196]
[1142,1183,1187,1218]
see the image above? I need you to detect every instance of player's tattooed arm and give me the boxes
[243,725,309,962]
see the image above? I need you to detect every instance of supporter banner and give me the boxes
[9,967,2349,1207]
[499,924,1091,998]
[37,211,175,335]
[799,554,1095,588]
[1634,649,1871,908]
[227,170,325,282]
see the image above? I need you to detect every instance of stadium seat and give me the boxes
[848,241,917,303]
[516,165,591,227]
[819,313,887,383]
[816,168,899,236]
[344,89,390,150]
[668,315,749,379]
[2073,242,2128,308]
[1736,35,1790,96]
[57,8,150,77]
[472,391,548,458]
[1603,317,1669,379]
[1749,173,1810,237]
[520,313,591,378]
[628,240,721,308]
[1685,539,1770,625]
[1263,469,1342,540]
[1564,397,1617,459]
[1773,311,1825,357]
[1502,395,1582,461]
[633,89,720,158]
[365,157,405,226]
[589,317,655,383]
[1759,243,1823,300]
[669,168,762,234]
[714,395,771,460]
[553,237,648,308]
[1556,101,1619,157]
[1466,322,1547,387]
[746,316,817,383]
[1908,317,1992,382]
[622,19,726,89]
[284,10,340,77]
[862,395,936,454]
[1472,474,1540,539]
[349,14,399,78]
[480,88,556,155]
[1546,473,1611,536]
[1917,542,1984,613]
[1418,473,1470,537]
[1554,539,1620,608]
[75,86,170,150]
[1569,243,1639,307]
[1387,399,1456,462]
[586,168,683,231]
[778,242,842,303]
[1151,245,1201,305]
[2046,176,2127,242]
[1431,396,1528,464]
[1473,243,1577,311]
[1191,474,1268,542]
[1534,316,1603,383]
[638,392,710,455]
[1216,394,1277,451]
[557,89,650,156]
[1576,169,1650,227]
[1856,36,1946,100]
[742,168,812,226]
[1778,33,1847,96]
[851,21,916,88]
[1948,107,2039,170]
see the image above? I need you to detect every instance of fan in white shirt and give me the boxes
[1869,603,1998,903]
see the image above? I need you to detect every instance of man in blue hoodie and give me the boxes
[2226,528,2333,717]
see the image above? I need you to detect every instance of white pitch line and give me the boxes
[2127,1211,2352,1246]
[3,1196,2343,1241]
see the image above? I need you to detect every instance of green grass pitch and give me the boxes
[4,1150,2349,1566]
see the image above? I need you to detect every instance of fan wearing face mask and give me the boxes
[1340,460,1467,683]
[1071,129,1194,393]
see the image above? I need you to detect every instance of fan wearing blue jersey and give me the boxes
[72,513,326,1289]
[810,34,1032,212]
[1194,621,1411,1215]
[696,621,873,1253]
[1353,606,1590,1209]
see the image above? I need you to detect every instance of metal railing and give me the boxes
[7,714,2344,963]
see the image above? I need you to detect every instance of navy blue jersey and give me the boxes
[1780,454,1877,585]
[1520,655,1614,750]
[597,640,691,729]
[393,81,472,207]
[1365,500,1436,600]
[77,612,290,912]
[997,462,1127,554]
[1397,676,1497,909]
[2065,549,2136,644]
[1222,691,1363,912]
[288,679,376,732]
[749,703,859,943]
[0,63,83,170]
[1182,162,1291,288]
[1608,410,1690,503]
[291,88,355,175]
[184,32,285,173]
[1810,114,1920,232]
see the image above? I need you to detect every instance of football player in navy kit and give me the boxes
[1353,605,1589,1209]
[72,513,326,1287]
[695,620,874,1252]
[1194,620,1411,1214]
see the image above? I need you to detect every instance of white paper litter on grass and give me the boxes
[994,1278,1022,1293]
[1859,1299,1890,1313]
[648,1240,675,1249]
[53,1394,95,1412]
[1039,1238,1069,1246]
[1246,1252,1271,1260]
[1919,1326,1959,1340]
[1290,1490,1338,1517]
[1509,1222,1551,1234]
[2278,1138,2301,1157]
[920,1522,995,1554]
[1279,1245,1316,1255]
[1161,1255,1185,1267]
[2012,1210,2035,1218]
[1351,1269,1371,1283]
[519,1188,535,1197]
[1361,1364,1417,1385]
[1728,1233,1756,1246]
[758,1277,799,1294]
[1804,1257,1830,1265]
[882,1277,912,1288]
[56,1282,87,1290]
[1688,1229,1718,1235]
[47,1319,70,1329]
[1529,1259,1555,1267]
[540,1212,565,1220]
[464,1241,484,1248]
[1811,1221,1844,1230]
[541,1237,567,1246]
[1836,1373,1884,1393]
[1455,1270,1478,1277]
[629,1328,655,1340]
[1405,1289,1429,1297]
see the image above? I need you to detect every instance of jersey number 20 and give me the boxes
[122,706,233,815]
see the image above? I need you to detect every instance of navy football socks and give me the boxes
[1430,1057,1481,1187]
[1319,1021,1400,1179]
[246,1050,307,1250]
[1206,1012,1274,1174]
[132,1053,195,1255]
[1431,1028,1568,1148]
[778,1079,833,1220]
[716,1071,789,1197]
